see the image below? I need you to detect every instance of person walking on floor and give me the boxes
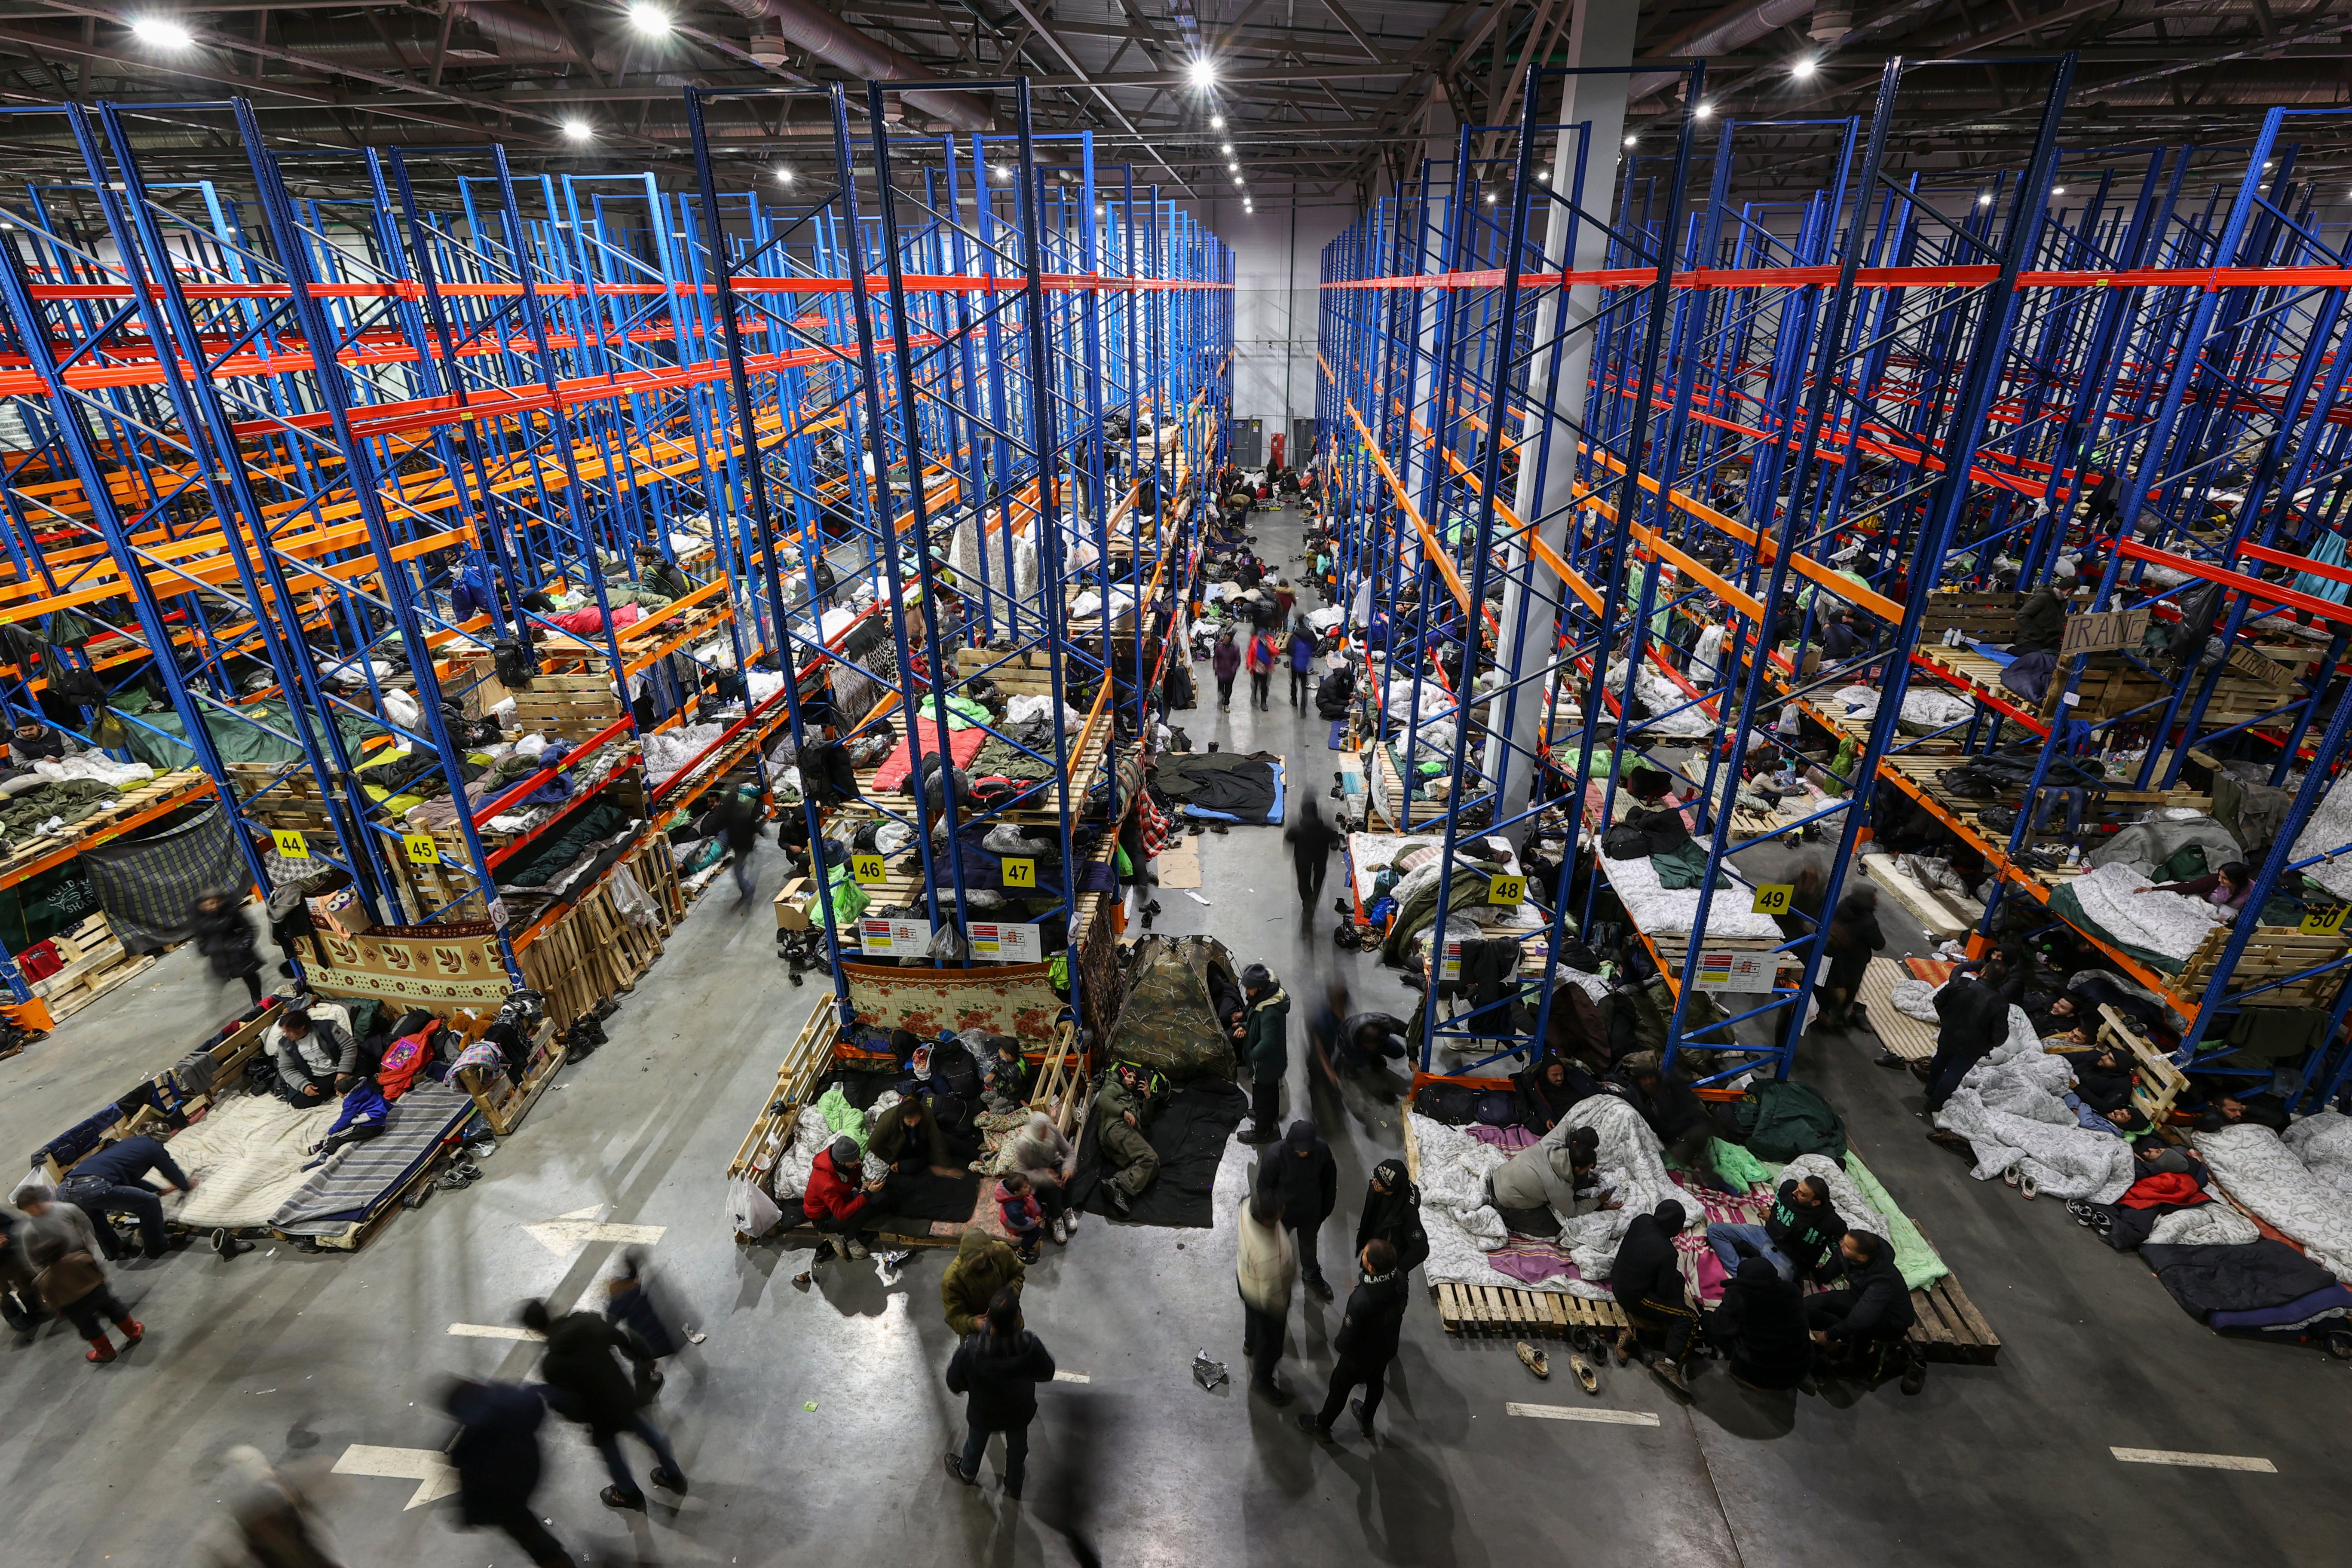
[1819,885,1883,1035]
[1284,796,1343,915]
[442,1376,573,1568]
[1286,619,1316,707]
[1245,628,1279,710]
[1213,632,1240,710]
[1298,1237,1410,1442]
[518,1298,688,1511]
[15,1186,142,1363]
[710,779,768,905]
[943,1286,1055,1501]
[1236,1184,1298,1405]
[55,1133,196,1260]
[1235,964,1291,1144]
[192,890,264,1007]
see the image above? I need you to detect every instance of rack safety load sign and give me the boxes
[969,921,1042,962]
[1694,951,1768,992]
[857,917,934,957]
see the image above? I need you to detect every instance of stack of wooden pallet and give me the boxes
[514,836,682,1029]
[30,913,157,1023]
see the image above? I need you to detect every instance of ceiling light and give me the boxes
[1791,55,1817,79]
[1978,192,1992,205]
[1221,142,1234,154]
[1210,113,1225,129]
[994,163,1011,179]
[564,119,593,142]
[1188,58,1216,89]
[1536,169,1550,183]
[1228,160,1239,171]
[129,15,194,49]
[2052,185,2067,195]
[1483,193,1496,205]
[628,3,671,36]
[1623,134,1638,147]
[1694,101,1715,120]
[1232,176,1244,186]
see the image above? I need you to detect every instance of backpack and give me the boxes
[1411,1083,1479,1124]
[1473,1090,1517,1126]
[931,1038,983,1103]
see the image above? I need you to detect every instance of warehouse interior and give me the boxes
[1,2,2350,1565]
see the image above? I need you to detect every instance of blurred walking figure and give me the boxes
[16,1186,141,1363]
[207,1445,345,1568]
[604,1248,684,1402]
[193,890,265,1007]
[943,1286,1056,1501]
[443,1376,572,1568]
[1284,796,1343,914]
[518,1297,689,1511]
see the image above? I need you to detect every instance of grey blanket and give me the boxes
[2087,812,2241,880]
[270,1081,472,1237]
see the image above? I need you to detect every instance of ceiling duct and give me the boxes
[1629,0,1820,100]
[715,0,995,129]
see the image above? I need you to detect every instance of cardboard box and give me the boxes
[773,877,813,931]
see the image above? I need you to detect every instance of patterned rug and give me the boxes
[843,962,1063,1044]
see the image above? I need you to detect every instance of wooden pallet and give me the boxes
[1434,1280,1626,1338]
[0,769,213,884]
[1853,956,1941,1062]
[505,672,625,741]
[1908,1276,2002,1365]
[1365,743,1449,830]
[2176,922,2348,1008]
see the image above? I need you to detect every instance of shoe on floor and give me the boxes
[1350,1397,1376,1437]
[1873,1051,1908,1069]
[791,1270,813,1290]
[944,1451,977,1486]
[600,1486,647,1511]
[1515,1341,1550,1379]
[1050,1214,1069,1245]
[650,1466,687,1494]
[1901,1356,1928,1396]
[1568,1354,1599,1394]
[2020,1173,2040,1200]
[1295,1412,1334,1440]
[117,1318,143,1345]
[1107,1187,1133,1218]
[2002,1164,2021,1188]
[1251,1379,1295,1407]
[1650,1359,1692,1397]
[2067,1199,2097,1227]
[85,1337,116,1364]
[1611,1330,1632,1367]
[845,1240,870,1260]
[1305,1273,1334,1302]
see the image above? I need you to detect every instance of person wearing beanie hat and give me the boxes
[796,1134,884,1286]
[1236,964,1291,1144]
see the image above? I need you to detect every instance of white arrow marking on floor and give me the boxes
[524,1205,665,1255]
[1506,1402,1660,1427]
[1053,1370,1090,1384]
[2111,1446,2275,1473]
[447,1323,542,1342]
[332,1445,460,1509]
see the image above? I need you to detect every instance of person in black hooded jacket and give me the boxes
[191,891,264,1006]
[1353,1158,1429,1276]
[1609,1199,1700,1392]
[1923,971,2009,1112]
[1804,1230,1916,1364]
[442,1376,571,1568]
[1265,1120,1339,1300]
[944,1287,1056,1499]
[1705,1255,1813,1391]
[1297,1238,1411,1441]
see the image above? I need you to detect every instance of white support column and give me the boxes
[1481,0,1634,843]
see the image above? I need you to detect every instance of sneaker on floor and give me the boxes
[1107,1187,1133,1218]
[1305,1274,1334,1302]
[1650,1359,1692,1396]
[1872,1051,1908,1069]
[1251,1379,1295,1407]
[1050,1214,1069,1245]
[1350,1397,1376,1436]
[943,1452,975,1487]
[845,1240,870,1260]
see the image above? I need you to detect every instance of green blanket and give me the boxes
[1679,1141,1949,1293]
[2046,883,2184,974]
[1651,839,1713,891]
[815,1085,869,1150]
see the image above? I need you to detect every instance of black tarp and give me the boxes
[1067,1078,1249,1228]
[2140,1238,2341,1320]
[1149,751,1280,819]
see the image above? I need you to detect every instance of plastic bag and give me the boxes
[728,1176,782,1239]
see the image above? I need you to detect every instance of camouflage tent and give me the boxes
[1105,934,1243,1081]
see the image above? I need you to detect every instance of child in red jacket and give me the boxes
[996,1173,1044,1262]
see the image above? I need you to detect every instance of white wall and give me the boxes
[1193,197,1357,432]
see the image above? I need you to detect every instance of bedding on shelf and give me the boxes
[1599,849,1781,942]
[2046,862,2223,972]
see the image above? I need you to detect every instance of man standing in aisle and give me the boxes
[1266,1121,1338,1302]
[1284,797,1343,916]
[1236,964,1291,1144]
[1297,1237,1409,1442]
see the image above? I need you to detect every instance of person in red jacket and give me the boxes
[1245,630,1279,711]
[796,1136,883,1288]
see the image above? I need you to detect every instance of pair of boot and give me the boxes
[85,1317,144,1363]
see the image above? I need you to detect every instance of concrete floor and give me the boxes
[5,510,2352,1566]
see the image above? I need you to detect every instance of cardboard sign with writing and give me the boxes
[2059,608,2150,656]
[857,917,934,956]
[2225,643,2296,691]
[1694,951,1769,992]
[968,921,1042,962]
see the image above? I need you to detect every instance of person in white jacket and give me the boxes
[1234,1185,1298,1404]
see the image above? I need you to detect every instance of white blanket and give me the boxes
[1931,1004,2138,1202]
[2063,861,2225,963]
[2283,1109,2352,1203]
[2193,1122,2352,1281]
[644,723,726,787]
[34,756,155,789]
[161,1094,339,1231]
[1600,851,1782,941]
[2293,778,2352,903]
[1607,658,1712,737]
[1830,684,1973,729]
[768,1106,836,1202]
